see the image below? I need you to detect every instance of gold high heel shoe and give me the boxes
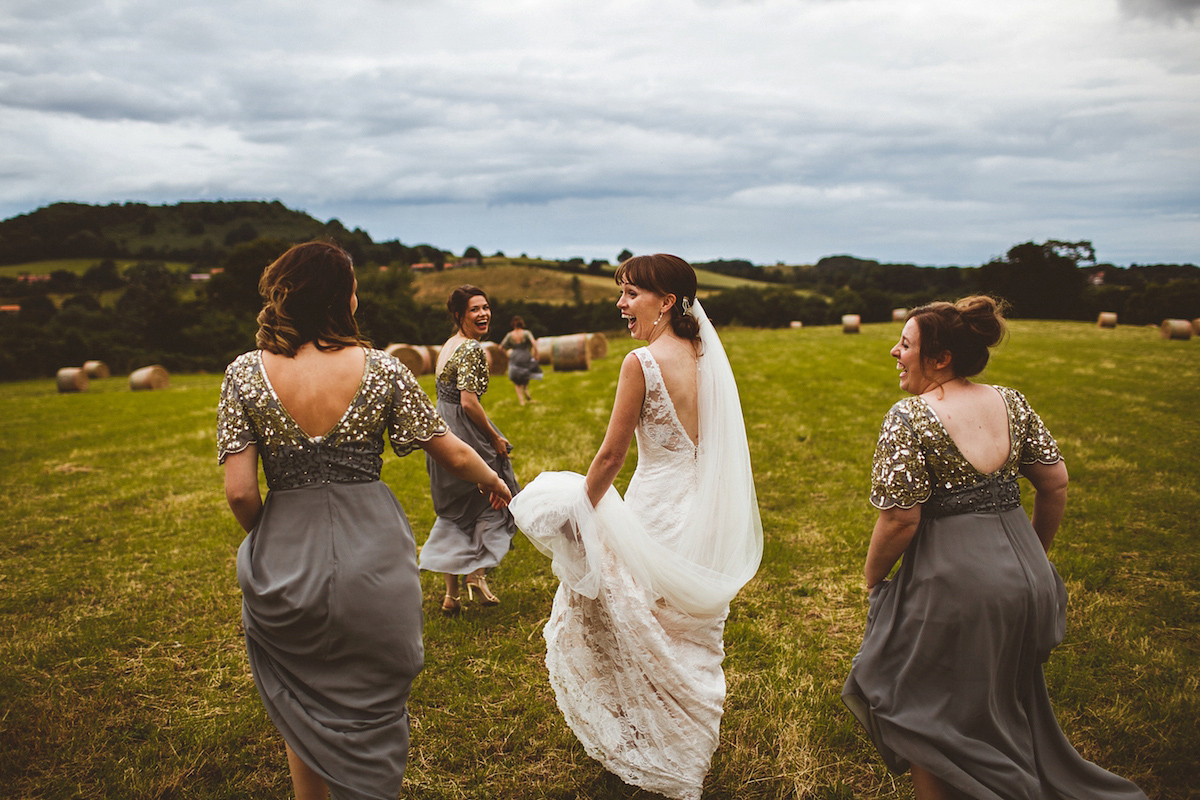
[465,569,499,606]
[441,593,461,615]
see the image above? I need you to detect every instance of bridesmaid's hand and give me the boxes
[492,435,512,458]
[478,473,512,509]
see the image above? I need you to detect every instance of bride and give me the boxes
[510,254,763,799]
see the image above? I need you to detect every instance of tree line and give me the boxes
[0,201,1196,381]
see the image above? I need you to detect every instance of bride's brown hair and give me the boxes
[614,253,700,341]
[255,241,367,357]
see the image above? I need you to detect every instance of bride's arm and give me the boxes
[584,352,645,507]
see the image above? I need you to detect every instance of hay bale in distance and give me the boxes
[129,365,169,391]
[82,360,110,379]
[789,320,803,329]
[842,314,861,334]
[1160,319,1192,340]
[483,341,508,376]
[892,308,908,322]
[385,343,430,375]
[586,332,609,360]
[535,336,556,365]
[1097,312,1118,329]
[56,367,88,393]
[552,333,591,371]
[1193,318,1200,336]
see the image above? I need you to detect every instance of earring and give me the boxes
[654,311,664,325]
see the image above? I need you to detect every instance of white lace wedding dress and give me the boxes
[514,349,739,799]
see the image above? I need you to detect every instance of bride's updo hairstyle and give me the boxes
[614,253,700,342]
[907,295,1008,378]
[256,241,365,357]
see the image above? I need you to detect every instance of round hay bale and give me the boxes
[129,365,169,391]
[385,343,430,375]
[1160,319,1192,340]
[891,308,908,322]
[552,333,591,371]
[1097,312,1118,329]
[586,332,609,360]
[842,314,861,334]
[56,367,88,393]
[483,341,508,375]
[1193,318,1200,336]
[535,336,557,365]
[789,320,804,329]
[82,360,110,379]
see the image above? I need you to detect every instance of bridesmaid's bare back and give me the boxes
[923,383,1011,474]
[261,345,366,438]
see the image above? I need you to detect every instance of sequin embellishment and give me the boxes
[869,387,1062,512]
[216,349,447,490]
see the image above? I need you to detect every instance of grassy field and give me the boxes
[1,321,1196,799]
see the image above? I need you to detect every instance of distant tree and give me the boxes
[207,238,292,314]
[617,249,633,263]
[588,259,608,275]
[62,292,102,312]
[224,222,259,247]
[979,241,1087,319]
[17,293,56,325]
[463,246,483,261]
[82,259,124,291]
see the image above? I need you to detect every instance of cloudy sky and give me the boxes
[1,0,1197,267]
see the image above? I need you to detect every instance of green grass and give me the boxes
[1,321,1196,798]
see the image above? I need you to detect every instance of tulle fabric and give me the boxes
[512,297,762,618]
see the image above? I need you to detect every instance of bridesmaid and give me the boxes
[499,315,542,405]
[218,242,511,798]
[843,296,1147,800]
[419,285,520,613]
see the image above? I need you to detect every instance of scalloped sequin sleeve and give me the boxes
[216,356,258,464]
[388,361,448,457]
[869,403,931,510]
[455,340,490,396]
[1008,389,1063,465]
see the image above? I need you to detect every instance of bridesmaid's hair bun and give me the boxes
[955,295,1007,350]
[908,295,1008,378]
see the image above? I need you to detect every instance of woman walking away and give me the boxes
[510,254,762,800]
[218,242,511,800]
[419,285,521,613]
[842,296,1147,800]
[499,315,542,405]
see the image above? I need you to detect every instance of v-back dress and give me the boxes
[525,347,726,800]
[217,348,447,800]
[500,329,542,386]
[843,387,1147,800]
[418,339,519,575]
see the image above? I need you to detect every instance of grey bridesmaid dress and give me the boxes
[217,349,447,800]
[843,387,1147,800]
[418,339,519,575]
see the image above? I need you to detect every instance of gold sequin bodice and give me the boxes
[217,349,447,490]
[434,339,489,405]
[870,386,1061,515]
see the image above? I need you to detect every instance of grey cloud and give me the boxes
[1120,0,1199,21]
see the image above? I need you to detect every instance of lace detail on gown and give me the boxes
[540,348,722,800]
